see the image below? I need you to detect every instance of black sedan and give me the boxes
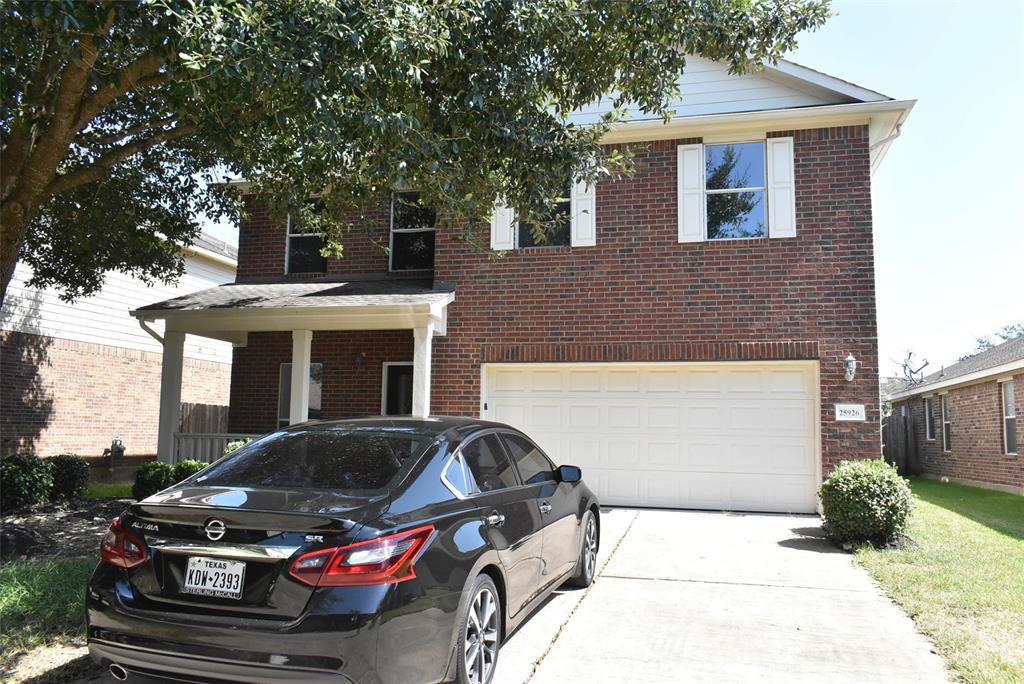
[87,417,600,684]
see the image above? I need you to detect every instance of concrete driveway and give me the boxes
[495,508,949,684]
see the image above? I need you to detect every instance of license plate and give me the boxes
[183,557,245,600]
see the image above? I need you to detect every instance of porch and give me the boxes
[132,279,454,463]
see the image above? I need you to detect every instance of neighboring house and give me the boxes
[0,234,237,459]
[133,57,913,514]
[887,336,1023,495]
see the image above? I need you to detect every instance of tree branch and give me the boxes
[74,52,168,130]
[75,115,178,148]
[44,122,197,196]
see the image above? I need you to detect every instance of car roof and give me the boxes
[281,415,515,443]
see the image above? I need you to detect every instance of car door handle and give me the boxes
[539,502,552,515]
[485,512,505,527]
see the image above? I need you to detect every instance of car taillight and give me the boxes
[100,518,149,569]
[289,525,435,587]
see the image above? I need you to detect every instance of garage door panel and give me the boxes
[483,362,818,513]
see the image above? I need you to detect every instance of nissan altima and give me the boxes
[86,417,600,684]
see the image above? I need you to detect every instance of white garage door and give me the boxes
[482,362,819,513]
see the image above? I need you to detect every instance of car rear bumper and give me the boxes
[89,639,357,683]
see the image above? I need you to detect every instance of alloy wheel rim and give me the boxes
[464,586,499,684]
[583,516,597,579]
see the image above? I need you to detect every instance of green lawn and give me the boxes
[0,559,95,668]
[856,478,1024,684]
[84,482,132,499]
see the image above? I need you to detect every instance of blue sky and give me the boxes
[202,0,1024,377]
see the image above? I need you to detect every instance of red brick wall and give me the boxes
[227,330,413,433]
[231,125,881,475]
[432,126,880,474]
[235,195,392,282]
[1,331,231,458]
[894,375,1023,491]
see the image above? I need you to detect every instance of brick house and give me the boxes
[133,58,913,513]
[0,234,237,459]
[888,336,1023,495]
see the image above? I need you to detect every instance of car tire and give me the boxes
[565,510,598,589]
[456,574,501,684]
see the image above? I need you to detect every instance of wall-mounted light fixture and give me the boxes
[844,353,858,382]
[354,351,366,370]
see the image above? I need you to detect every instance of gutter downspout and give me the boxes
[870,123,902,150]
[137,318,164,344]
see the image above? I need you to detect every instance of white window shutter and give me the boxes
[490,204,515,250]
[570,179,596,247]
[677,144,705,243]
[766,136,797,238]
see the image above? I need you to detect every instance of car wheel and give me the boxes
[566,510,598,588]
[456,574,501,684]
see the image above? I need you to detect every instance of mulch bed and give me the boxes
[1,498,135,563]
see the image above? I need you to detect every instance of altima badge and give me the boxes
[205,519,227,541]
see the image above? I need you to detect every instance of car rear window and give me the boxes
[193,428,436,493]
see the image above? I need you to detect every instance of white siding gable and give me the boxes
[569,56,862,126]
[1,254,236,363]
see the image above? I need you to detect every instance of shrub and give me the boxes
[173,459,208,483]
[0,453,54,511]
[132,461,175,501]
[224,438,252,455]
[48,454,91,502]
[819,459,914,546]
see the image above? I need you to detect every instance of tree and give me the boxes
[1,0,830,306]
[959,322,1024,360]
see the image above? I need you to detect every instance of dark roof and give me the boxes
[133,278,452,314]
[889,335,1024,396]
[191,233,238,262]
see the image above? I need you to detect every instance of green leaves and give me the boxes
[2,0,830,301]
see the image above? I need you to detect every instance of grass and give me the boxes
[0,559,95,668]
[856,478,1024,684]
[84,482,132,499]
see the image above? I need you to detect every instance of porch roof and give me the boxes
[131,278,455,344]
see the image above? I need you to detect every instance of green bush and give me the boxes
[48,454,91,501]
[132,461,175,501]
[819,459,914,546]
[0,453,54,511]
[224,438,252,455]
[173,459,208,483]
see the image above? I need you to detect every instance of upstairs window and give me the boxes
[517,183,571,248]
[705,142,767,240]
[1002,381,1017,455]
[286,205,327,275]
[941,394,952,453]
[390,191,436,271]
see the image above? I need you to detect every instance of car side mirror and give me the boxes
[556,465,582,483]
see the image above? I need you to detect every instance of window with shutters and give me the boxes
[705,142,767,239]
[517,182,571,248]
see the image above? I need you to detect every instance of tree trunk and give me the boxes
[0,200,31,309]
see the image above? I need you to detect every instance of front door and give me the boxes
[382,363,414,415]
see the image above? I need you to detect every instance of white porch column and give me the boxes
[289,330,313,425]
[156,331,186,462]
[412,322,435,418]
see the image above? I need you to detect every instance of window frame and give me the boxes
[441,429,536,499]
[941,393,952,453]
[389,190,437,272]
[924,397,936,440]
[515,189,572,250]
[284,213,328,275]
[1001,380,1017,455]
[277,361,324,428]
[703,140,768,242]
